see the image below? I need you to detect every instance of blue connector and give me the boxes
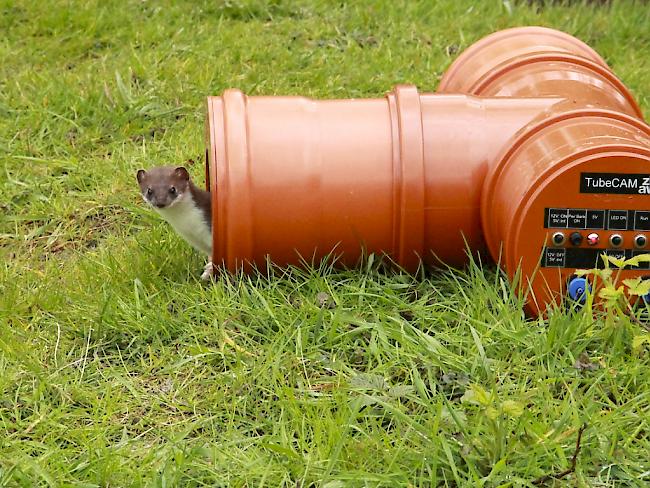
[567,277,590,305]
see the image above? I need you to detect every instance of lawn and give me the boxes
[1,0,650,486]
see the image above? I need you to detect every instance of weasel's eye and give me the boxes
[169,186,177,195]
[146,188,153,197]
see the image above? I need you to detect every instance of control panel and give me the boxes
[542,207,650,269]
[480,118,650,315]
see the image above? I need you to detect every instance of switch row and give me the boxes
[551,232,647,249]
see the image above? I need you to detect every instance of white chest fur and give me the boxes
[155,195,212,256]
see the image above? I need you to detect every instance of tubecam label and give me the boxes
[580,173,650,195]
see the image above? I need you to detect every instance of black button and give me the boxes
[586,210,605,229]
[609,234,623,248]
[552,232,566,246]
[634,211,650,231]
[569,232,583,246]
[635,235,647,249]
[608,210,628,230]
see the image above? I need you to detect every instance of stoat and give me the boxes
[136,166,214,280]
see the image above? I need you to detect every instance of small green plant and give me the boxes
[574,253,650,349]
[574,253,650,311]
[460,384,524,464]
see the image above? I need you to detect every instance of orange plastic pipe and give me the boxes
[205,27,650,315]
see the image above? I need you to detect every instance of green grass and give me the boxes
[2,0,650,486]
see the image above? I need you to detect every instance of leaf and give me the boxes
[623,278,650,297]
[573,269,592,277]
[440,406,467,427]
[350,373,389,391]
[322,482,345,488]
[599,268,613,282]
[598,285,625,303]
[501,400,524,418]
[260,443,300,460]
[486,457,508,479]
[460,389,478,406]
[624,253,650,267]
[461,384,491,407]
[486,406,499,420]
[388,384,415,399]
[357,394,381,408]
[574,268,612,282]
[366,252,375,271]
[187,345,216,355]
[603,254,626,269]
[632,334,650,353]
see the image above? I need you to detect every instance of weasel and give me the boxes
[136,166,214,280]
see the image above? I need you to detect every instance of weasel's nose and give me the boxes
[154,202,166,208]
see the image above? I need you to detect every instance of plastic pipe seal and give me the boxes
[568,277,590,305]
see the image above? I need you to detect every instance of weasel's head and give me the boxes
[136,166,191,210]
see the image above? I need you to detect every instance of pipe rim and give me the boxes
[206,96,223,267]
[389,85,426,270]
[439,26,607,92]
[210,89,255,271]
[470,52,644,119]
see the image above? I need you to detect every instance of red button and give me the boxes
[586,233,599,246]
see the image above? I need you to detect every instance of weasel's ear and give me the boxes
[174,167,190,181]
[136,169,146,183]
